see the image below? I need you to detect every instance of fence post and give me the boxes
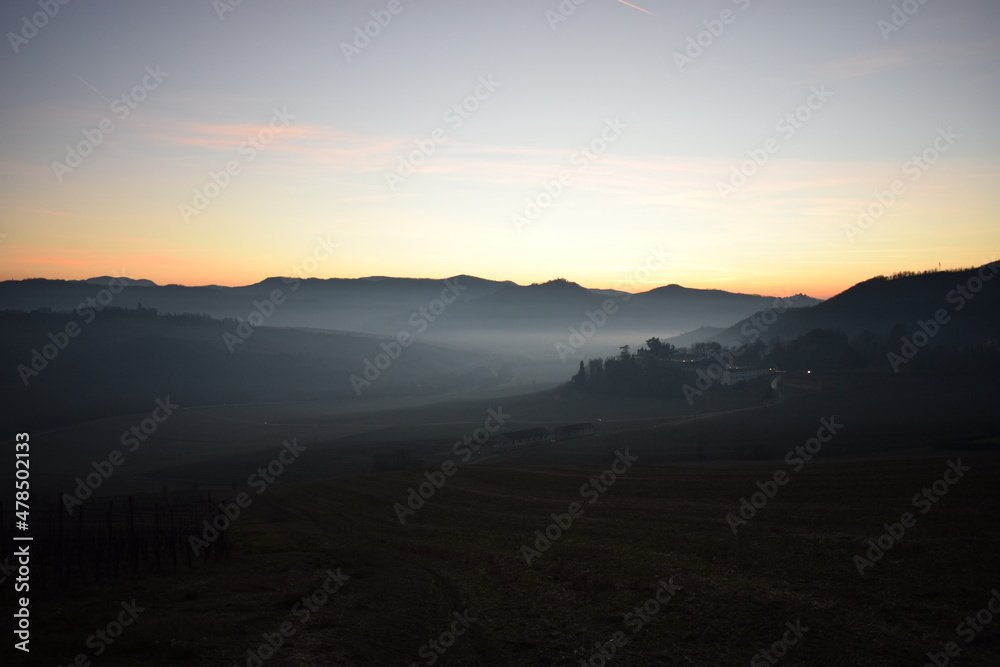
[153,503,161,572]
[76,503,84,581]
[184,506,193,570]
[110,499,119,578]
[128,496,137,575]
[170,507,178,571]
[57,495,64,588]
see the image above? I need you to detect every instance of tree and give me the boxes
[644,337,676,359]
[588,358,603,383]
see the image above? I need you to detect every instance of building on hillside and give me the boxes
[777,371,829,391]
[720,368,773,386]
[496,427,550,452]
[553,422,596,441]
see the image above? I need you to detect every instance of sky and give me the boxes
[1,0,998,299]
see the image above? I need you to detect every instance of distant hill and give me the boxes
[83,276,159,288]
[444,279,610,322]
[667,325,728,347]
[620,285,819,330]
[0,308,513,431]
[0,275,818,358]
[0,275,509,333]
[694,265,1000,346]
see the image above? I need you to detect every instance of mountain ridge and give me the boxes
[673,264,1000,347]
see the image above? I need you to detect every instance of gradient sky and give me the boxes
[1,0,998,299]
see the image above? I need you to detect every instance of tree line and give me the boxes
[570,328,1000,398]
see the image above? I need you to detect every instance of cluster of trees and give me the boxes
[570,328,1000,398]
[570,338,690,398]
[761,327,1000,373]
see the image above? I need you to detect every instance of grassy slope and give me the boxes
[16,372,1000,665]
[21,451,1000,666]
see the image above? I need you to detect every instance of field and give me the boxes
[22,378,765,499]
[11,372,1000,666]
[15,450,1000,666]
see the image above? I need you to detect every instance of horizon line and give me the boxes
[4,264,994,301]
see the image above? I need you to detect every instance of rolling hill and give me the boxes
[0,275,821,358]
[0,308,516,431]
[671,264,1000,347]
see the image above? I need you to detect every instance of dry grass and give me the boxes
[18,449,1000,666]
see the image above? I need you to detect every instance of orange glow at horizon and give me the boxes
[1,255,914,300]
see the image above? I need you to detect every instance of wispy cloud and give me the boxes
[614,0,656,17]
[72,74,113,104]
[805,36,995,83]
[159,119,404,171]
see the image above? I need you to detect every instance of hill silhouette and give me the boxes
[673,265,1000,347]
[0,308,512,431]
[0,275,821,358]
